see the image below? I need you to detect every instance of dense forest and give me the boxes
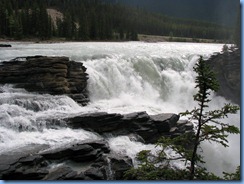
[0,0,236,42]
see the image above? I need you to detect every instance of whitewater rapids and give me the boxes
[0,42,240,176]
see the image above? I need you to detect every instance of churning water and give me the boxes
[0,42,240,176]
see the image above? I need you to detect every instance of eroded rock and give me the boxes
[66,111,190,144]
[0,56,89,105]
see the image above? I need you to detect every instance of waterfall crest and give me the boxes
[0,42,239,176]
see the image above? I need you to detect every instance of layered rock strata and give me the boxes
[0,112,194,180]
[0,56,89,105]
[0,140,132,180]
[0,55,195,180]
[66,111,193,144]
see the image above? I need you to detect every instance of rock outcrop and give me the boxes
[0,111,194,180]
[0,55,195,180]
[0,140,132,180]
[66,111,193,144]
[205,48,240,105]
[0,56,89,105]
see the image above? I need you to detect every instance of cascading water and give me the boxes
[85,53,200,114]
[0,42,240,177]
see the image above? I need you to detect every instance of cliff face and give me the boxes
[0,56,89,105]
[206,49,240,105]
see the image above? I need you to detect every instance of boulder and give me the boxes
[0,56,89,105]
[0,139,134,180]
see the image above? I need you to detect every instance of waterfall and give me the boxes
[84,53,200,114]
[0,42,239,176]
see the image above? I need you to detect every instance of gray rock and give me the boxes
[66,111,186,144]
[84,167,105,180]
[0,56,89,105]
[43,166,77,180]
[206,49,240,105]
[41,140,110,162]
[109,156,133,180]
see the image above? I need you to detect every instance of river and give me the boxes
[0,41,240,177]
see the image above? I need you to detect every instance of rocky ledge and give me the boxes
[0,140,132,180]
[0,112,194,180]
[0,55,195,180]
[206,48,240,105]
[0,56,89,105]
[65,111,194,144]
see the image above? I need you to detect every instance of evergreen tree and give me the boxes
[78,14,90,41]
[39,4,51,39]
[13,13,23,39]
[119,27,124,40]
[89,10,98,40]
[124,56,240,180]
[0,0,235,42]
[184,56,239,179]
[77,2,90,41]
[30,3,40,36]
[62,13,73,39]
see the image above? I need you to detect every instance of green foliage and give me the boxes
[182,56,239,179]
[124,147,222,180]
[125,56,240,180]
[124,149,191,180]
[223,166,240,180]
[0,0,234,41]
[193,56,219,94]
[156,134,194,163]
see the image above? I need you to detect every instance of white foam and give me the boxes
[0,42,239,176]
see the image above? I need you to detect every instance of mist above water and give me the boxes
[0,42,240,176]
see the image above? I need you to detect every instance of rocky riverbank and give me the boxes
[0,56,89,105]
[0,111,193,180]
[1,51,238,180]
[0,56,194,179]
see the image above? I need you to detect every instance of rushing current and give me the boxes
[0,42,240,176]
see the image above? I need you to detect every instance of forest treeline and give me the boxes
[0,0,236,41]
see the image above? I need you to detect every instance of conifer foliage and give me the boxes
[124,56,240,180]
[183,56,240,179]
[0,0,234,41]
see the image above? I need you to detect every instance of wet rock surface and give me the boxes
[0,56,89,105]
[66,111,189,143]
[0,112,193,180]
[0,140,132,180]
[0,55,196,180]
